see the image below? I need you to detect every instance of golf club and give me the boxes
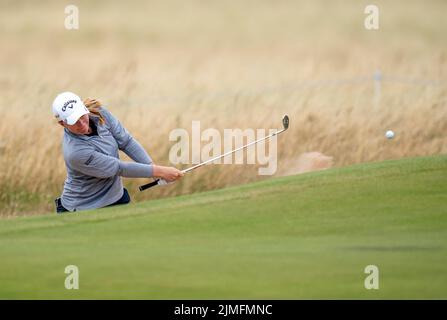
[139,115,290,191]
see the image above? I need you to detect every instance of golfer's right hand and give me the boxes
[153,165,184,182]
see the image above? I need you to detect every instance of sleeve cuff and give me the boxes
[118,161,153,178]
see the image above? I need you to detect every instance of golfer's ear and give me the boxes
[57,121,65,127]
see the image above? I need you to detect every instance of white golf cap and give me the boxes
[52,92,90,125]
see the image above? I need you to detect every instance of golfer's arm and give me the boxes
[100,107,151,162]
[118,161,153,178]
[69,149,154,178]
[121,138,153,165]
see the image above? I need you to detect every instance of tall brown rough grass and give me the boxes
[0,0,446,216]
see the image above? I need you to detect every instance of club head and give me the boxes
[282,114,289,130]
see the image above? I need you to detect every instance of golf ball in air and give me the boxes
[385,130,395,139]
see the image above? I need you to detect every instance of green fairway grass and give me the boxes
[0,155,446,299]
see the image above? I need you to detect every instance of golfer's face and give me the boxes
[64,114,90,135]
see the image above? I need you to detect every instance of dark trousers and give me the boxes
[55,188,131,214]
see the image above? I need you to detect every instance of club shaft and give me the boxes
[139,115,289,192]
[182,128,285,173]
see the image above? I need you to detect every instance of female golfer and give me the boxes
[52,91,183,213]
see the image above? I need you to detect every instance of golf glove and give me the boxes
[157,179,174,186]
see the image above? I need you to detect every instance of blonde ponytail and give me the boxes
[83,98,106,125]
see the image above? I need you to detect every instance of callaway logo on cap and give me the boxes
[52,92,90,125]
